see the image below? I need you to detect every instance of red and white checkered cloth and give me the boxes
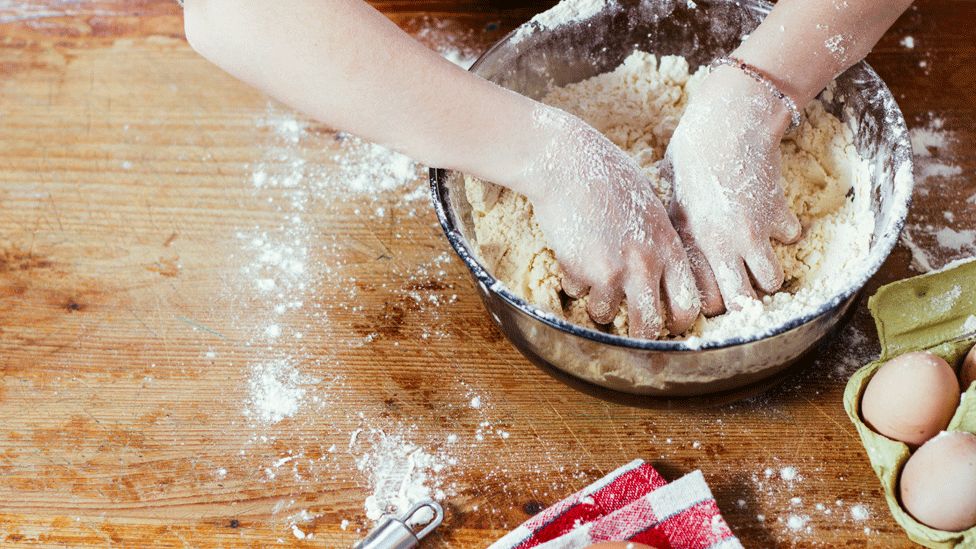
[490,460,742,549]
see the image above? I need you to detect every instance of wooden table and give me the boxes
[1,1,973,547]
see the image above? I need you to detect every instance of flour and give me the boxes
[824,34,847,59]
[850,504,870,521]
[963,315,976,335]
[465,52,874,342]
[333,134,423,193]
[910,122,947,156]
[786,514,810,531]
[244,358,320,424]
[747,459,880,543]
[919,162,963,181]
[512,0,618,44]
[237,110,328,428]
[290,524,310,540]
[287,510,318,540]
[779,466,800,482]
[930,284,963,315]
[900,116,972,272]
[936,227,976,251]
[355,431,454,524]
[216,21,471,537]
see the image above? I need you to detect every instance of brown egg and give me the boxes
[900,431,976,531]
[861,351,960,446]
[586,541,654,549]
[961,343,976,390]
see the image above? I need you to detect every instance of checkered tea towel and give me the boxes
[490,460,742,549]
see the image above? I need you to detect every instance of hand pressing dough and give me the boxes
[465,52,875,341]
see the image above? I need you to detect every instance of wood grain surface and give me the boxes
[1,1,974,547]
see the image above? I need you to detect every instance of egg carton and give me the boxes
[844,258,976,548]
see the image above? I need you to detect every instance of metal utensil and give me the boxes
[353,500,444,549]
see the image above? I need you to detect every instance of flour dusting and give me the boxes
[244,358,320,424]
[355,431,455,524]
[900,116,974,271]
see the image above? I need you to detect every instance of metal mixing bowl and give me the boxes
[430,0,914,397]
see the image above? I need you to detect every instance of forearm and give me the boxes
[734,0,912,106]
[183,0,543,192]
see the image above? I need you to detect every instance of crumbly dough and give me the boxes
[465,52,874,342]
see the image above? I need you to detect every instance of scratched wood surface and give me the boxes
[0,1,974,547]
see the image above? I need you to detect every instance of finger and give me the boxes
[744,241,785,295]
[771,209,802,245]
[561,270,589,299]
[662,252,701,335]
[709,254,757,311]
[624,264,665,339]
[686,243,725,317]
[668,201,723,317]
[586,281,624,325]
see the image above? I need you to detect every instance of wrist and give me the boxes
[478,103,576,202]
[698,65,793,137]
[730,44,825,108]
[446,91,557,201]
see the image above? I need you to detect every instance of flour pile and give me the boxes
[899,116,974,272]
[354,431,454,524]
[465,52,875,342]
[244,358,321,424]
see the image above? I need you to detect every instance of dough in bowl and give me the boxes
[465,52,874,343]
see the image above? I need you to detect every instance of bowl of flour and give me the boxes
[430,0,914,396]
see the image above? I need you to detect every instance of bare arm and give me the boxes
[183,0,541,190]
[736,0,914,107]
[181,0,701,338]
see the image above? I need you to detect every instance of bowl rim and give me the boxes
[429,0,915,353]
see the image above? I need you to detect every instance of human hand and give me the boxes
[517,106,700,339]
[663,66,802,316]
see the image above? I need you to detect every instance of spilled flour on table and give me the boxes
[899,115,975,271]
[224,98,433,539]
[244,358,320,424]
[354,430,456,524]
[750,462,880,541]
[817,319,878,381]
[287,510,319,541]
[218,21,483,538]
[235,108,337,431]
[909,117,964,187]
[331,134,423,194]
